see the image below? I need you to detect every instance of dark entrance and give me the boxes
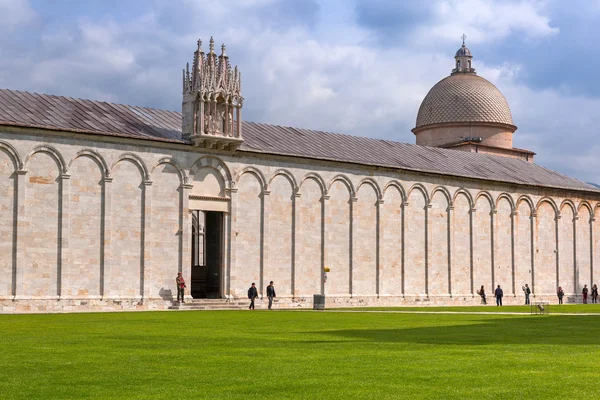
[191,210,223,298]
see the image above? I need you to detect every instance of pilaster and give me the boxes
[181,183,193,300]
[260,189,270,297]
[291,191,300,297]
[349,196,358,296]
[13,169,27,299]
[376,198,384,297]
[321,194,329,296]
[469,207,476,295]
[447,205,454,296]
[101,176,113,299]
[141,180,152,300]
[58,173,71,299]
[225,184,237,298]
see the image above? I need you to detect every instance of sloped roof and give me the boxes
[0,89,596,194]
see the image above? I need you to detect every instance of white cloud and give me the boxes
[412,0,558,45]
[0,0,35,32]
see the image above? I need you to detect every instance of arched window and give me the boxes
[468,60,471,69]
[457,60,461,69]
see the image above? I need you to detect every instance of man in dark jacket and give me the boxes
[248,282,258,310]
[495,285,504,306]
[266,281,276,310]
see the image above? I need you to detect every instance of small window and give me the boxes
[468,60,471,69]
[457,60,461,69]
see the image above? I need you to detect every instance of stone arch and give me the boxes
[407,183,429,204]
[328,174,355,198]
[150,157,186,184]
[298,172,326,196]
[68,149,109,179]
[452,188,474,209]
[560,199,577,216]
[268,169,298,193]
[356,177,382,200]
[0,140,23,170]
[24,144,67,174]
[383,180,407,203]
[430,185,452,206]
[474,190,495,212]
[495,193,515,212]
[536,197,559,217]
[191,155,232,184]
[516,195,535,215]
[577,201,593,218]
[110,152,150,182]
[235,166,267,192]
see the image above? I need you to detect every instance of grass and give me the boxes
[336,304,600,313]
[1,309,599,399]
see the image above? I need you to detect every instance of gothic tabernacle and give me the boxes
[0,38,598,312]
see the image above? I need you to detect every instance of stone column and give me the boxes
[376,199,383,297]
[447,205,453,296]
[425,203,431,296]
[100,176,113,299]
[572,213,577,295]
[181,183,193,301]
[490,208,496,290]
[224,185,237,299]
[349,196,358,297]
[58,173,71,299]
[469,207,476,295]
[291,191,300,297]
[236,106,242,138]
[530,211,537,294]
[141,180,152,301]
[260,190,271,297]
[13,169,27,300]
[321,194,329,296]
[401,201,406,297]
[590,216,595,290]
[510,210,517,296]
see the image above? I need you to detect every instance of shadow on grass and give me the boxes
[315,315,600,345]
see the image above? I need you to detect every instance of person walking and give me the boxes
[582,284,589,304]
[248,282,258,310]
[266,281,276,310]
[557,286,564,305]
[592,284,598,304]
[522,284,531,305]
[176,272,186,303]
[477,285,487,304]
[495,285,504,306]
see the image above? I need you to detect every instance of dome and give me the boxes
[413,74,515,131]
[455,45,472,57]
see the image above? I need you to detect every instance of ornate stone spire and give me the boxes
[182,37,244,150]
[452,34,475,75]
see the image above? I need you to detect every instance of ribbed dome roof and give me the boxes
[414,74,515,130]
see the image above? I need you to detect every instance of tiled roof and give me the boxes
[0,89,596,193]
[415,74,515,129]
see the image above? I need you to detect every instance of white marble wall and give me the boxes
[1,129,600,312]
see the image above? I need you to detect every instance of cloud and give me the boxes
[0,0,36,32]
[0,0,599,184]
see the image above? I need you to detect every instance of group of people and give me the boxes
[247,281,277,310]
[174,273,278,310]
[477,282,599,305]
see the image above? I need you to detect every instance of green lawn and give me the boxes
[337,304,600,313]
[1,310,599,399]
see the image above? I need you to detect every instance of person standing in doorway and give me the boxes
[248,282,258,310]
[495,285,504,306]
[592,284,598,304]
[557,286,564,305]
[522,284,531,305]
[266,281,276,310]
[176,272,186,303]
[582,285,589,304]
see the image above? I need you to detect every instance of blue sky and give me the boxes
[1,0,599,183]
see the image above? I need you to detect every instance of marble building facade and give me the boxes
[0,39,598,312]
